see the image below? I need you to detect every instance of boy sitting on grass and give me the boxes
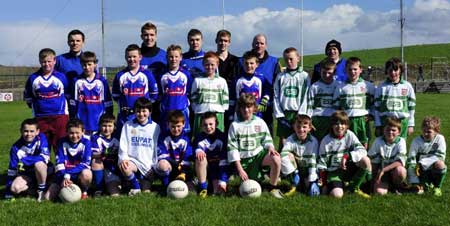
[227,93,283,198]
[408,116,447,196]
[317,110,372,198]
[281,115,319,197]
[194,112,229,197]
[368,117,407,195]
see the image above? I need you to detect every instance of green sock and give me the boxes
[366,171,373,182]
[350,169,368,191]
[432,168,447,188]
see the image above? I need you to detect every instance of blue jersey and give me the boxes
[71,75,113,132]
[55,52,83,82]
[255,53,279,86]
[91,134,120,173]
[112,67,158,121]
[233,73,270,104]
[159,68,192,112]
[193,131,229,182]
[6,133,50,190]
[55,136,92,180]
[140,48,167,79]
[181,50,205,78]
[157,132,193,171]
[24,69,69,117]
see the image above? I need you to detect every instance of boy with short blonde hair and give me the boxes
[368,117,407,195]
[408,116,447,196]
[274,47,309,146]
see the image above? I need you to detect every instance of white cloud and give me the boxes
[0,0,449,66]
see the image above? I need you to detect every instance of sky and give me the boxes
[0,0,449,66]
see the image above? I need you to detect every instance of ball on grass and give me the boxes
[167,180,189,199]
[59,184,82,203]
[239,179,262,198]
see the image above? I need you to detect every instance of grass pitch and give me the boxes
[0,94,450,226]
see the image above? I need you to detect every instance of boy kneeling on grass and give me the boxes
[407,116,447,196]
[227,93,283,198]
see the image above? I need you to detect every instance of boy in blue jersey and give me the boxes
[112,44,159,137]
[231,51,270,119]
[312,40,348,84]
[194,112,229,197]
[24,48,69,152]
[5,118,50,202]
[181,28,205,78]
[71,51,113,136]
[119,97,160,196]
[45,118,92,201]
[155,110,193,193]
[159,44,192,133]
[55,29,86,82]
[91,114,121,196]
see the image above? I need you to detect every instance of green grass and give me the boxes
[1,94,450,225]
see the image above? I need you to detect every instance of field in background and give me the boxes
[0,94,449,225]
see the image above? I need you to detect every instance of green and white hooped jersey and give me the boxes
[281,134,319,182]
[191,74,229,114]
[273,69,309,118]
[227,116,274,163]
[368,136,407,168]
[317,130,367,172]
[333,78,375,117]
[407,134,446,170]
[307,79,340,117]
[374,79,416,127]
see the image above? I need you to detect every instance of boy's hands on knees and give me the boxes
[196,151,206,161]
[375,169,384,184]
[341,154,349,170]
[120,160,130,170]
[268,147,280,157]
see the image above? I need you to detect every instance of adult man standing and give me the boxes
[312,39,347,84]
[140,22,167,78]
[181,28,205,78]
[55,29,86,82]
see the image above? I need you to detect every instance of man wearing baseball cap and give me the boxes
[311,39,348,84]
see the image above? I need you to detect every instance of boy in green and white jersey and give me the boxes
[407,116,447,196]
[374,57,416,138]
[333,57,375,149]
[317,110,372,198]
[273,47,309,147]
[307,59,340,141]
[227,93,283,198]
[281,115,320,197]
[368,117,407,195]
[191,51,229,136]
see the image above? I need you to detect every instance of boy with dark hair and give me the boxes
[312,39,348,84]
[408,116,447,196]
[155,110,193,192]
[374,57,416,138]
[112,44,159,136]
[228,94,283,198]
[140,22,167,77]
[55,29,88,82]
[46,118,92,200]
[119,97,160,196]
[194,112,229,197]
[368,117,407,195]
[5,118,50,202]
[182,28,205,78]
[91,114,121,196]
[71,51,113,136]
[24,48,69,151]
[307,59,340,141]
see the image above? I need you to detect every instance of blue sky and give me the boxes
[1,0,448,66]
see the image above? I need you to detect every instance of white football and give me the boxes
[59,184,82,203]
[239,179,262,198]
[167,180,189,199]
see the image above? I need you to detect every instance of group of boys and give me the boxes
[5,23,446,202]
